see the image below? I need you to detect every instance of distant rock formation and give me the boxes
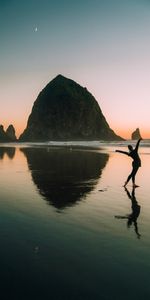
[19,74,123,141]
[6,125,17,141]
[131,128,142,140]
[0,125,10,142]
[0,124,17,142]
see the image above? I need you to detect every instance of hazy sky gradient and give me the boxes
[1,0,150,138]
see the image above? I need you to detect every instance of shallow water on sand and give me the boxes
[0,144,150,299]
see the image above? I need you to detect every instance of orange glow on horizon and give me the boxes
[1,120,150,140]
[115,128,150,140]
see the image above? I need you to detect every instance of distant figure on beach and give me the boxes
[116,138,142,187]
[115,187,141,239]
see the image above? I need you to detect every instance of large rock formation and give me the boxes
[131,128,142,140]
[20,75,123,141]
[0,124,17,142]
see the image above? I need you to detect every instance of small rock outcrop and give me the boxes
[0,125,9,142]
[131,128,142,140]
[6,125,17,141]
[19,74,123,141]
[0,124,17,142]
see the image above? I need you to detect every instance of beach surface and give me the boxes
[0,142,150,299]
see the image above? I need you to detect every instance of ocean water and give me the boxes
[0,142,150,299]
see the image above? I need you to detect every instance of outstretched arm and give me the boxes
[135,138,142,152]
[115,150,129,156]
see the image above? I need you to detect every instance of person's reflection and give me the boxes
[115,187,141,239]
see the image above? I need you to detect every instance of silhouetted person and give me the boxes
[116,138,142,187]
[115,187,141,239]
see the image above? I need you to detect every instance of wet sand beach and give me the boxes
[0,142,150,299]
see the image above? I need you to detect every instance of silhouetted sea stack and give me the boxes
[131,128,142,140]
[0,124,17,142]
[19,75,123,141]
[6,125,17,141]
[0,125,8,142]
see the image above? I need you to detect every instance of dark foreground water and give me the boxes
[0,144,150,299]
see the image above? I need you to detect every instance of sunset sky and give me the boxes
[1,0,150,139]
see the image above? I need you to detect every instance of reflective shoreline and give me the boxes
[0,145,150,299]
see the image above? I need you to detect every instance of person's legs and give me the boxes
[132,166,139,187]
[124,171,133,186]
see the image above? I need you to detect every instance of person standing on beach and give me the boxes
[116,138,142,187]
